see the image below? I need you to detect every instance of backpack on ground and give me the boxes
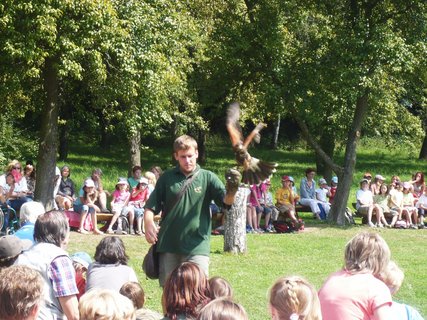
[113,216,130,234]
[345,207,356,225]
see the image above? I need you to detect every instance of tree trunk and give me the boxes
[58,101,72,161]
[197,129,206,165]
[419,132,427,160]
[330,93,369,224]
[315,130,335,180]
[128,130,141,176]
[271,115,281,149]
[223,187,247,254]
[35,58,59,211]
[98,110,111,150]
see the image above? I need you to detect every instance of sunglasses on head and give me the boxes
[364,176,371,179]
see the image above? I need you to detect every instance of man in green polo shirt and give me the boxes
[144,134,240,286]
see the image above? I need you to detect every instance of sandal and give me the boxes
[106,229,114,234]
[77,229,89,234]
[93,229,104,235]
[135,230,143,236]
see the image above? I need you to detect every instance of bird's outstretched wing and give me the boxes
[226,102,278,185]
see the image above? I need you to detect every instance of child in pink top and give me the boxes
[106,178,134,234]
[319,232,393,320]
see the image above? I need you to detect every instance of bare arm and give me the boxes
[373,304,395,320]
[144,208,160,244]
[58,295,79,320]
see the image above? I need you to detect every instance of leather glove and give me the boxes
[225,168,241,195]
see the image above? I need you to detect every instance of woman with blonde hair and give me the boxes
[319,232,393,320]
[197,298,248,320]
[79,288,136,320]
[269,276,321,320]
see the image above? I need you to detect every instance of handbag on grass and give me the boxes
[142,170,200,279]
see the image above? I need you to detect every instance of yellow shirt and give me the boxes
[276,187,294,205]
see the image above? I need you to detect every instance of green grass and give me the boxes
[62,138,427,319]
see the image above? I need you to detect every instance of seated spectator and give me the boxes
[55,165,76,210]
[416,188,427,229]
[197,298,248,320]
[14,201,45,243]
[0,265,44,320]
[371,174,385,195]
[373,184,392,228]
[0,235,27,268]
[0,173,17,231]
[162,262,210,320]
[120,281,163,320]
[251,181,272,232]
[91,168,110,213]
[318,232,393,320]
[363,172,373,185]
[388,180,403,227]
[73,179,103,235]
[144,171,157,196]
[106,178,134,234]
[315,178,331,219]
[209,276,233,300]
[329,176,338,204]
[129,165,143,189]
[299,168,322,219]
[269,275,321,320]
[356,178,382,227]
[276,176,300,226]
[71,251,92,300]
[0,160,32,211]
[410,171,425,199]
[24,163,36,199]
[150,165,163,180]
[379,261,424,320]
[129,177,150,235]
[402,182,418,229]
[86,236,138,292]
[245,186,259,233]
[16,210,80,320]
[263,180,278,230]
[79,288,136,320]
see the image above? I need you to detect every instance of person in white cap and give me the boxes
[315,178,331,219]
[73,179,103,235]
[106,178,134,234]
[371,174,385,196]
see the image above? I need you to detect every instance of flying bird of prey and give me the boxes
[226,102,278,185]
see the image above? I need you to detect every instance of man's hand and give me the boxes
[144,209,160,244]
[225,168,241,195]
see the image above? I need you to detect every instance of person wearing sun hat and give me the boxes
[315,178,331,219]
[371,174,386,196]
[275,175,301,227]
[70,251,92,300]
[106,177,134,234]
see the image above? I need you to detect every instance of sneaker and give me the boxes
[410,224,418,229]
[377,223,384,228]
[255,228,264,233]
[106,229,114,234]
[130,229,135,235]
[368,222,376,228]
[246,226,255,234]
[418,224,426,229]
[265,226,275,233]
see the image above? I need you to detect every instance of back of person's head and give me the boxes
[344,232,390,276]
[208,276,233,299]
[379,260,404,295]
[269,275,321,320]
[173,135,198,153]
[0,235,24,268]
[79,288,136,320]
[19,201,45,225]
[120,282,145,309]
[94,236,129,265]
[197,298,248,320]
[0,265,44,320]
[34,210,69,247]
[135,308,163,320]
[162,262,210,319]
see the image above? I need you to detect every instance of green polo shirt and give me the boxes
[146,165,225,256]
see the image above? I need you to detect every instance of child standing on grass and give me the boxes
[106,178,134,234]
[269,275,322,320]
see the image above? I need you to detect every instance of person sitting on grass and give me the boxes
[129,177,149,235]
[70,251,92,300]
[318,232,393,320]
[269,275,321,320]
[73,178,103,235]
[356,178,382,227]
[106,177,134,235]
[208,276,233,300]
[86,236,138,292]
[0,265,44,320]
[299,168,322,219]
[379,261,424,320]
[401,182,418,229]
[197,298,248,320]
[120,281,163,320]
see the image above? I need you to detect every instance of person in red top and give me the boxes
[329,176,338,204]
[129,177,149,235]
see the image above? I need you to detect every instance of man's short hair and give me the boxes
[173,135,198,153]
[34,210,69,247]
[0,265,43,320]
[19,201,45,224]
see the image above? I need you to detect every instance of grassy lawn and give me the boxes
[62,138,426,319]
